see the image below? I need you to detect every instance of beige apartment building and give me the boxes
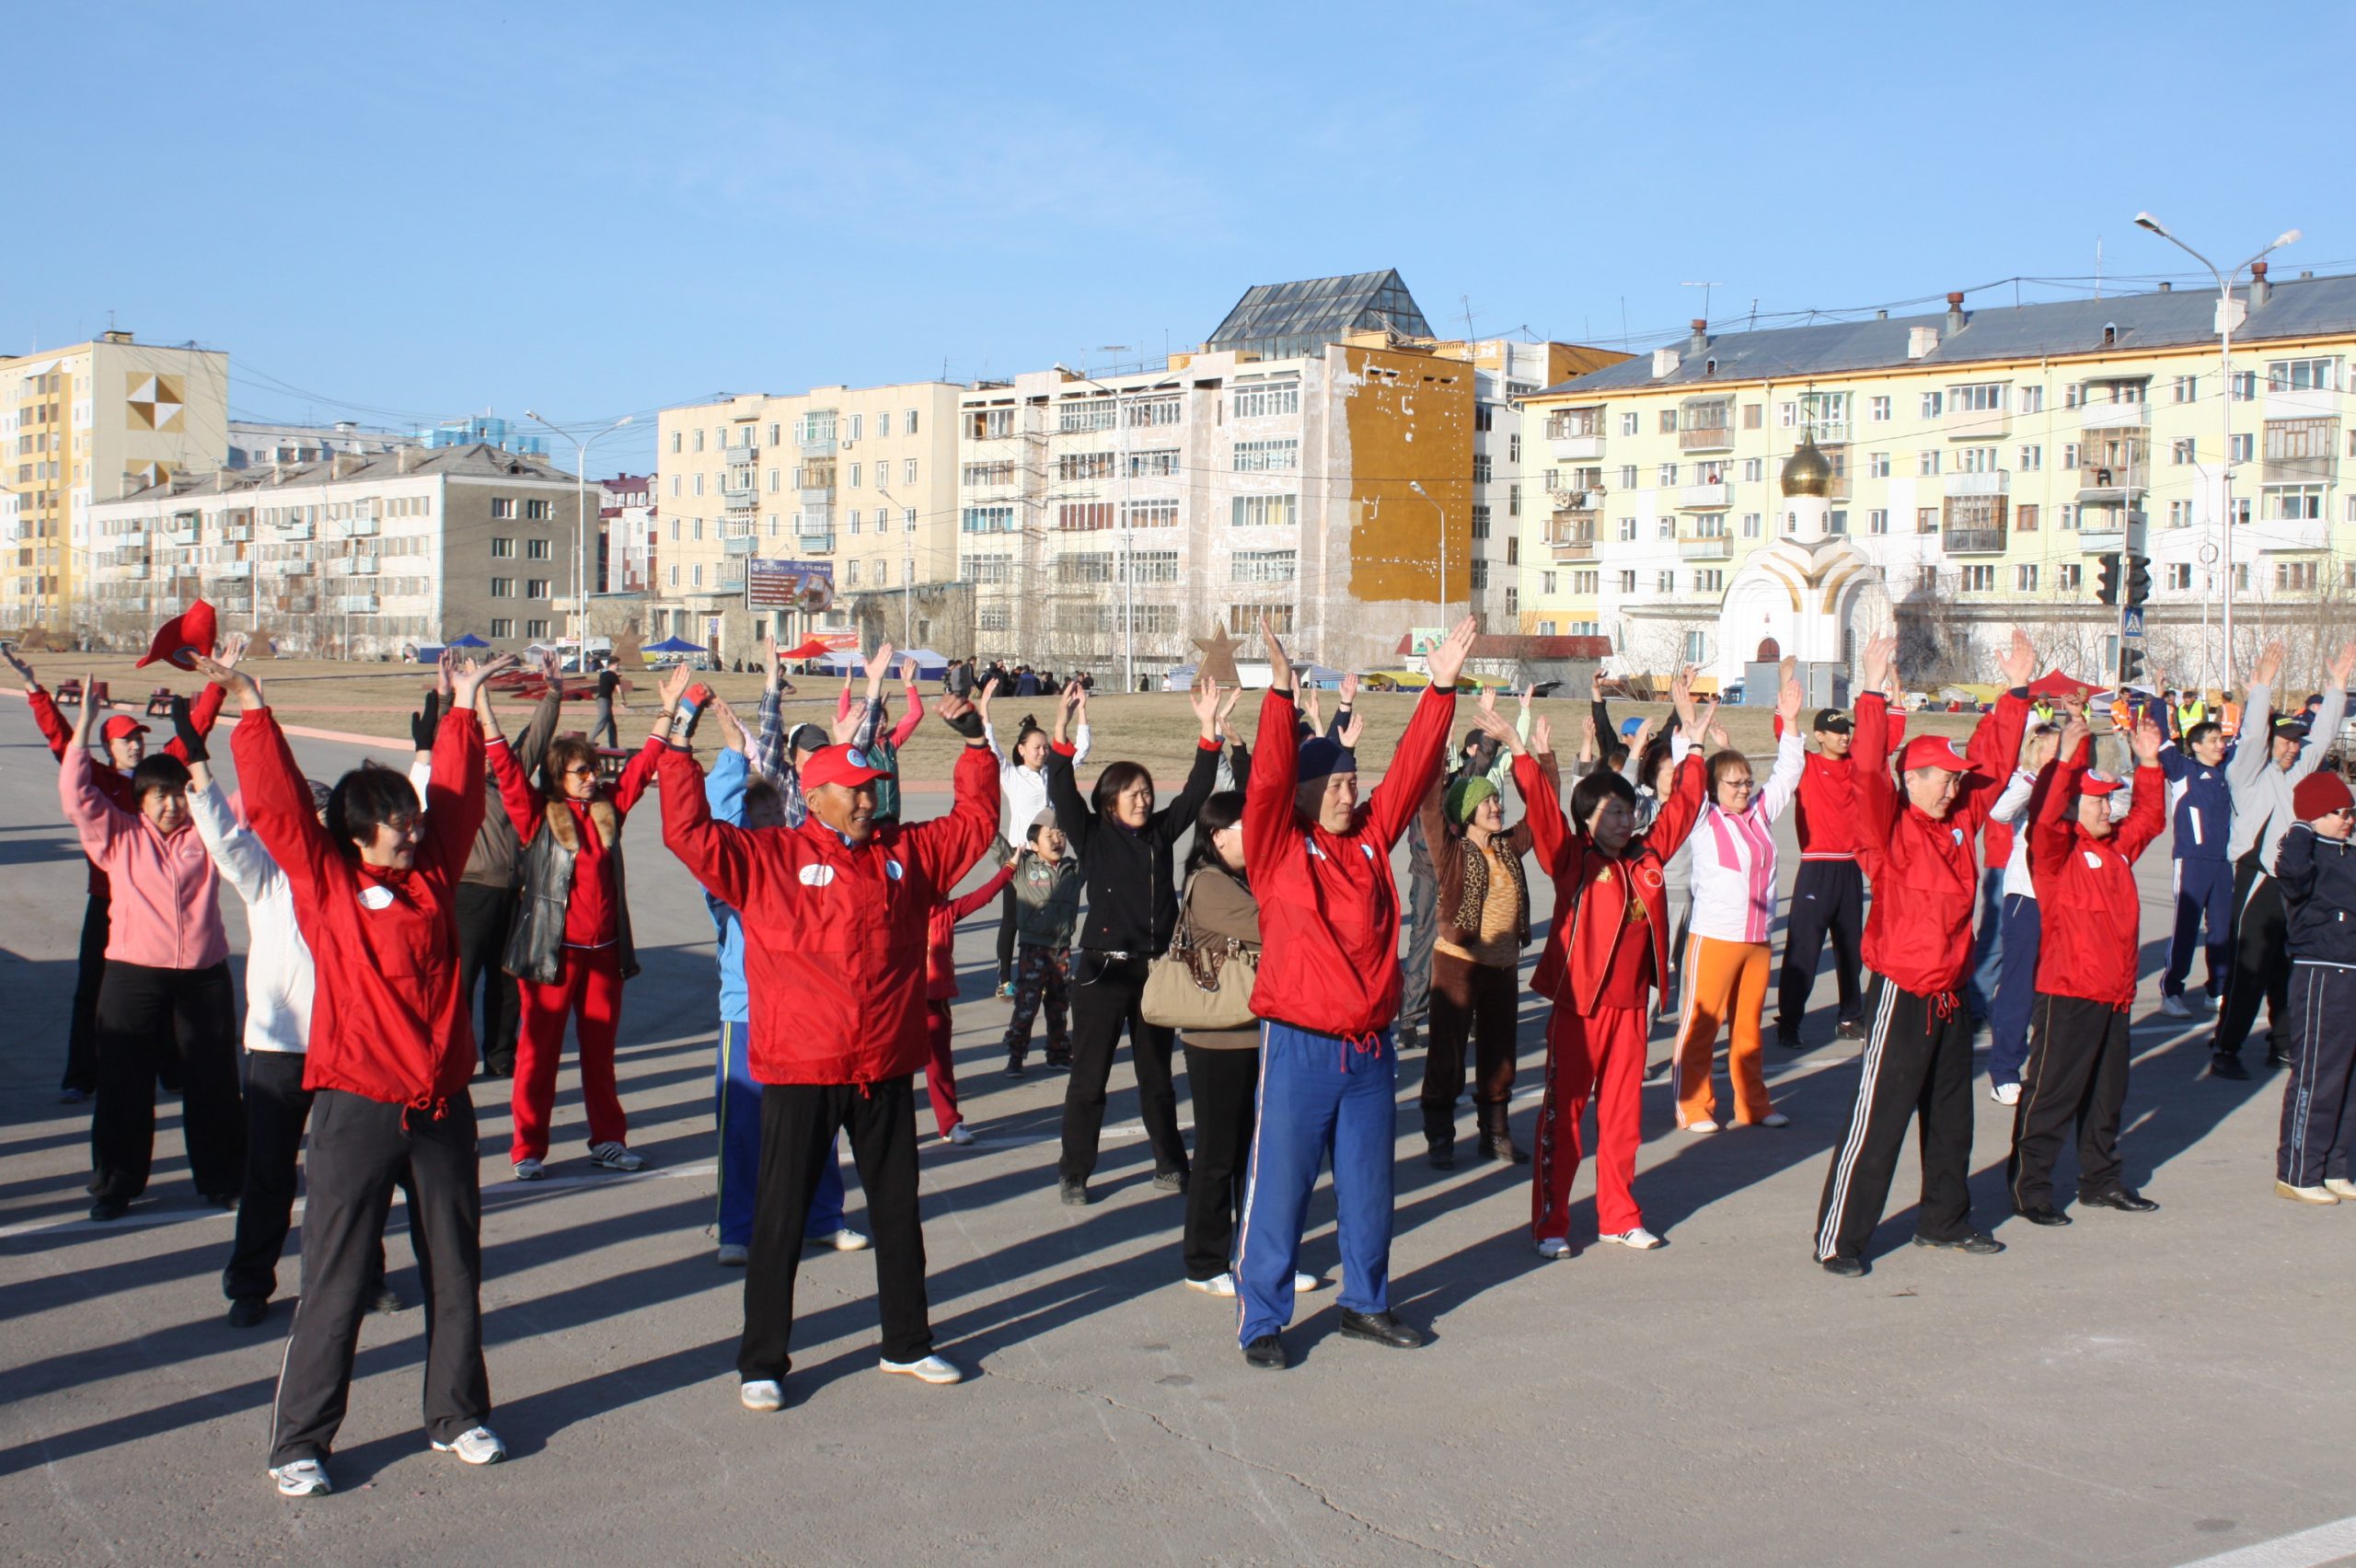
[2,331,229,636]
[84,443,586,659]
[1518,267,2356,687]
[653,381,962,657]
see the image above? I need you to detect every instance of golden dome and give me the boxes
[1781,434,1831,499]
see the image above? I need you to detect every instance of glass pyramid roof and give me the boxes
[1205,270,1433,360]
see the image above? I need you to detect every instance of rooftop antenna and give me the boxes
[1680,281,1724,325]
[1459,294,1479,343]
[2094,237,2103,300]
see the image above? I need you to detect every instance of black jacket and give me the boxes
[503,799,641,986]
[2278,824,2356,966]
[1046,740,1220,954]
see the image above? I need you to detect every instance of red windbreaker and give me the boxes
[31,682,225,897]
[659,740,999,1085]
[1518,747,1706,1015]
[927,862,1014,1000]
[1242,684,1453,1038]
[1854,689,2028,997]
[2028,743,2165,1009]
[1788,709,1905,860]
[233,703,486,1113]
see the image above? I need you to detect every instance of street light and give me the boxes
[2130,213,2300,691]
[877,486,914,646]
[524,410,634,655]
[1409,479,1447,625]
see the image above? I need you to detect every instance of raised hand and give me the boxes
[410,689,443,754]
[538,644,561,686]
[1669,666,1698,734]
[1777,659,1806,726]
[69,670,101,743]
[2130,717,2165,766]
[1705,713,1730,750]
[1424,616,1479,691]
[974,676,999,729]
[936,691,986,741]
[2253,640,2285,689]
[2058,711,2092,759]
[1299,683,1324,732]
[657,662,695,712]
[1217,686,1241,728]
[1530,714,1554,758]
[3,645,36,690]
[1858,631,1896,698]
[1590,668,1605,699]
[453,652,519,709]
[435,646,457,699]
[1470,704,1526,756]
[2000,627,2036,690]
[1518,678,1535,714]
[215,630,250,672]
[1259,615,1293,692]
[1339,671,1358,708]
[1188,675,1222,740]
[712,698,747,755]
[1579,713,1597,761]
[863,641,896,688]
[1630,715,1657,755]
[2330,640,2356,688]
[1339,709,1365,750]
[763,633,784,687]
[190,651,262,710]
[898,655,919,687]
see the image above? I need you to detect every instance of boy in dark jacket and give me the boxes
[1001,810,1082,1076]
[2158,718,2235,1017]
[2275,772,2356,1204]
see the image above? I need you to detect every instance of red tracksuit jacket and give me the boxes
[926,863,1014,1001]
[234,704,486,1113]
[1518,747,1707,1015]
[1242,683,1454,1038]
[31,682,224,898]
[1783,709,1903,861]
[2028,743,2165,1009]
[659,740,999,1085]
[1853,689,2028,997]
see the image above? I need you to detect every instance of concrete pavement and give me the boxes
[3,702,2353,1568]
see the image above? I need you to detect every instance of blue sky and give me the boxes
[8,1,2349,477]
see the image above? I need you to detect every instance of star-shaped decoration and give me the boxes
[1193,620,1243,688]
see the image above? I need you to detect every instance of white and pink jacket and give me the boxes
[1683,733,1806,946]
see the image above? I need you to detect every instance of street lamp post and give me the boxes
[2130,213,2300,692]
[877,487,914,646]
[524,410,634,654]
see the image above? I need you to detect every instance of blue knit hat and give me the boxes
[1298,736,1355,783]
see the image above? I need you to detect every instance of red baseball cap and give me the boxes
[136,598,218,670]
[1897,734,1977,775]
[100,715,152,742]
[2293,772,2355,821]
[800,744,889,792]
[2075,768,2128,797]
[2027,668,2093,702]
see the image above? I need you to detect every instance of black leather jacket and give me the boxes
[503,802,641,986]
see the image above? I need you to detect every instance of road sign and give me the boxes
[2122,607,2146,640]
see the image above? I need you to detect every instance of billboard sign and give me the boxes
[747,558,835,610]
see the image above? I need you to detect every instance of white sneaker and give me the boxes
[740,1378,784,1412]
[587,1141,645,1171]
[1292,1272,1323,1293]
[2278,1181,2339,1205]
[1991,1082,2022,1107]
[271,1459,330,1497]
[512,1158,546,1182]
[430,1426,506,1466]
[809,1227,870,1252]
[716,1243,748,1266]
[1681,1119,1719,1135]
[1600,1227,1663,1250]
[2326,1179,2356,1201]
[879,1353,964,1385]
[1535,1237,1573,1260]
[1186,1272,1238,1297]
[942,1124,975,1146]
[1758,1113,1791,1128]
[2159,994,2192,1019]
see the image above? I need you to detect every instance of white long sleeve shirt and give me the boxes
[187,778,314,1054]
[989,721,1088,842]
[1989,767,2039,900]
[1683,733,1806,944]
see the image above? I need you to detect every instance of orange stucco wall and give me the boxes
[1341,344,1474,604]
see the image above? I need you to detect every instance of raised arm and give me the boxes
[2116,718,2170,864]
[187,774,282,906]
[485,726,545,840]
[705,743,750,827]
[610,734,668,817]
[57,737,133,866]
[1512,744,1571,878]
[946,861,1016,922]
[1368,618,1475,848]
[208,658,340,904]
[657,744,757,911]
[2289,643,2355,784]
[1151,678,1227,846]
[1849,633,1900,863]
[889,660,925,747]
[2229,641,2284,790]
[901,698,1001,890]
[162,680,226,765]
[1242,641,1305,876]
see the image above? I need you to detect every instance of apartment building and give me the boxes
[653,381,961,655]
[83,443,586,659]
[1518,267,2356,686]
[1,331,229,635]
[227,420,407,469]
[1462,337,1626,632]
[956,271,1619,677]
[599,472,657,594]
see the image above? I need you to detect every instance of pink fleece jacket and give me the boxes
[59,744,227,970]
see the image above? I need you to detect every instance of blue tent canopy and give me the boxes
[447,632,491,649]
[643,635,705,653]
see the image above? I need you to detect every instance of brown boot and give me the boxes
[1475,1100,1530,1165]
[1421,1101,1457,1170]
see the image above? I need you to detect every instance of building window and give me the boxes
[670,432,682,454]
[2277,559,2319,591]
[1865,396,1889,423]
[1617,570,1636,593]
[2015,504,2039,533]
[1959,564,1996,592]
[525,579,549,599]
[1056,452,1117,482]
[2057,562,2082,592]
[489,577,514,597]
[1916,507,1938,534]
[1618,465,1638,490]
[2015,564,2039,593]
[1056,401,1117,434]
[964,408,1015,441]
[1866,452,1889,478]
[849,462,862,489]
[1918,450,1941,478]
[2230,433,2255,463]
[491,498,516,519]
[2231,372,2257,401]
[1540,571,1557,594]
[525,499,552,521]
[1470,505,1491,540]
[2062,443,2079,470]
[526,538,550,560]
[1472,455,1494,483]
[906,408,920,434]
[846,559,860,585]
[2015,444,2041,472]
[491,536,514,558]
[490,617,514,639]
[1658,409,1678,434]
[1695,569,1725,593]
[2016,386,2042,414]
[2264,485,2326,520]
[2267,357,2337,392]
[1230,384,1299,419]
[1657,570,1675,594]
[2166,562,2192,591]
[1827,509,1848,535]
[1056,502,1114,531]
[1620,412,1640,436]
[1231,439,1299,472]
[961,506,1015,533]
[1743,403,1764,430]
[2172,375,2198,403]
[1920,391,1944,419]
[1231,550,1298,584]
[1617,518,1637,542]
[1956,446,1999,473]
[1739,512,1761,538]
[1230,494,1297,528]
[1508,483,1521,517]
[2167,500,2192,528]
[1573,571,1600,595]
[525,618,549,640]
[1121,499,1178,529]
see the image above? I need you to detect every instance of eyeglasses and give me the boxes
[562,765,596,778]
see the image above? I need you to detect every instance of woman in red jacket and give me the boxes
[2006,714,2167,1225]
[1510,674,1711,1258]
[483,688,667,1180]
[922,858,1014,1144]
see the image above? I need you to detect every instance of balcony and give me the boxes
[282,594,317,616]
[798,532,835,553]
[270,558,311,576]
[718,566,748,591]
[335,593,380,614]
[1676,481,1729,510]
[1548,432,1606,461]
[1942,527,2008,555]
[723,535,757,556]
[2078,401,2150,432]
[118,562,149,581]
[1946,409,2011,442]
[224,523,252,542]
[2265,386,2339,422]
[2073,511,2146,555]
[2074,465,2149,503]
[1679,424,1734,453]
[338,515,379,538]
[2245,515,2332,553]
[1677,535,1732,559]
[797,421,838,455]
[218,594,253,615]
[217,560,254,580]
[800,501,833,529]
[334,555,380,576]
[167,525,201,547]
[1944,471,2009,497]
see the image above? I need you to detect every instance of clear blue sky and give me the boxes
[8,1,2349,478]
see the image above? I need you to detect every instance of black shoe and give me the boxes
[58,1085,90,1104]
[1913,1230,2004,1255]
[201,1190,239,1211]
[1776,1032,1807,1051]
[2079,1188,2159,1213]
[88,1198,129,1222]
[1819,1254,1867,1278]
[1336,1309,1426,1350]
[226,1296,268,1328]
[483,1057,515,1079]
[1057,1179,1090,1206]
[1004,1055,1026,1078]
[1835,1019,1867,1043]
[1426,1137,1456,1171]
[369,1286,405,1314]
[1044,1050,1071,1070]
[2016,1203,2072,1227]
[2265,1046,2293,1071]
[2209,1053,2249,1081]
[1151,1170,1188,1194]
[1243,1334,1287,1370]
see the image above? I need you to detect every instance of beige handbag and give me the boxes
[1140,880,1259,1031]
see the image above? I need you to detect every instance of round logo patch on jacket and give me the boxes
[885,859,904,881]
[358,884,397,911]
[799,864,837,887]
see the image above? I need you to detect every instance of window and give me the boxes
[692,474,704,497]
[906,409,919,435]
[1827,509,1849,535]
[2277,559,2319,592]
[1126,397,1181,428]
[1470,505,1491,539]
[692,518,704,541]
[1659,409,1679,434]
[1868,396,1891,423]
[1056,502,1114,531]
[1057,400,1117,433]
[2059,504,2078,530]
[1920,391,1944,419]
[2018,386,2044,415]
[964,554,1012,584]
[1231,549,1298,583]
[2268,357,2337,392]
[1540,571,1558,594]
[525,499,552,521]
[670,432,682,454]
[1572,570,1600,595]
[490,536,514,558]
[2015,564,2038,593]
[1960,565,1996,592]
[962,460,1016,487]
[1125,549,1180,584]
[490,576,514,597]
[1743,403,1764,430]
[491,498,516,519]
[1957,446,2000,473]
[1734,512,1757,537]
[1916,507,1938,535]
[1949,383,2005,412]
[2230,372,2257,401]
[1620,412,1640,436]
[2230,433,2255,463]
[961,505,1015,533]
[1230,494,1297,527]
[1866,452,1890,478]
[1232,438,1299,472]
[526,538,550,560]
[904,459,918,485]
[692,563,704,587]
[872,410,891,440]
[2170,375,2198,404]
[1657,463,1680,486]
[1472,455,1494,483]
[490,617,514,639]
[1657,570,1676,594]
[1616,517,1637,541]
[1918,450,1941,478]
[964,408,1015,440]
[2057,562,2082,592]
[2235,563,2251,592]
[2062,443,2079,470]
[693,430,705,453]
[1865,508,1889,535]
[668,564,679,586]
[1508,432,1521,463]
[1695,569,1725,593]
[525,618,549,640]
[2167,500,2192,528]
[1617,570,1637,593]
[2264,485,2326,520]
[1508,482,1521,517]
[2171,438,2196,466]
[1121,499,1178,529]
[2167,562,2193,591]
[2017,444,2042,471]
[525,579,549,599]
[848,462,862,489]
[2015,503,2039,533]
[1657,517,1675,540]
[845,414,862,442]
[1619,465,1638,490]
[1741,457,1763,481]
[1230,384,1299,419]
[1056,452,1116,482]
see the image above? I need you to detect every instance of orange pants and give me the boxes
[1670,934,1773,1127]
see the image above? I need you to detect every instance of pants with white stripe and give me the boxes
[713,1019,846,1249]
[1814,975,1978,1262]
[2277,963,2356,1189]
[1234,1022,1394,1345]
[2213,858,2289,1059]
[2005,995,2131,1211]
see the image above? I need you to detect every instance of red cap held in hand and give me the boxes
[136,599,218,671]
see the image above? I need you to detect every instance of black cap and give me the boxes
[1811,708,1852,734]
[2272,716,2310,741]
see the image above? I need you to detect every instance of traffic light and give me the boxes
[2119,644,2146,686]
[2125,554,2152,608]
[2096,552,2122,605]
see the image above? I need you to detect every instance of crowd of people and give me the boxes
[13,608,2356,1496]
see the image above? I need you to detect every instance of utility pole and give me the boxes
[525,410,634,653]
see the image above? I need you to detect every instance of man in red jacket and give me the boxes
[1775,686,1904,1049]
[2006,714,2166,1225]
[1230,617,1472,1371]
[658,683,999,1411]
[1815,628,2033,1276]
[207,649,517,1498]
